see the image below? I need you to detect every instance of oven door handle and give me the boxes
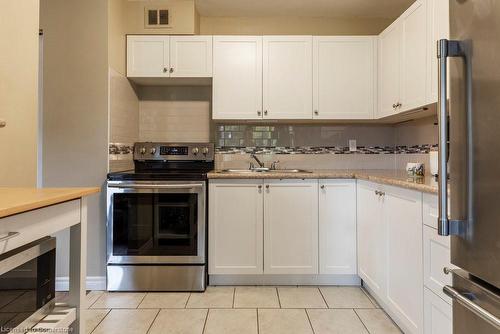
[108,183,204,190]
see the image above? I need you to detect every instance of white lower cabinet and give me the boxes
[357,181,386,296]
[384,185,424,334]
[264,179,319,274]
[319,180,357,275]
[208,180,264,275]
[424,287,453,334]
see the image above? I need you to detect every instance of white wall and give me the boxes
[40,0,109,282]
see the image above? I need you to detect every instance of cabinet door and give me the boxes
[212,36,263,120]
[426,0,450,103]
[169,36,212,77]
[313,37,376,119]
[127,35,169,77]
[357,181,385,296]
[378,21,402,118]
[384,186,423,334]
[319,180,357,275]
[208,180,264,275]
[424,288,452,334]
[263,36,313,119]
[400,0,427,112]
[264,179,318,274]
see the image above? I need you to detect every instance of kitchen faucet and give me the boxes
[250,153,265,168]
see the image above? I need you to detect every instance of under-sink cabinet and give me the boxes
[208,179,357,281]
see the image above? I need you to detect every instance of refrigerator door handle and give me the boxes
[437,39,469,237]
[444,285,500,330]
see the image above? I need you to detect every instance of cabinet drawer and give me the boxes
[424,287,452,334]
[423,193,438,229]
[423,225,455,304]
[0,200,81,255]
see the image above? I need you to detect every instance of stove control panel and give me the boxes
[134,142,214,161]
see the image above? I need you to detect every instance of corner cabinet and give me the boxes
[263,179,318,274]
[313,37,377,119]
[127,35,212,78]
[208,180,263,275]
[377,0,427,117]
[263,36,313,119]
[212,36,263,120]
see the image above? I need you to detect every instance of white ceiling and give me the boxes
[195,0,415,19]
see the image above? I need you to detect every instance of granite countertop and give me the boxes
[207,169,438,194]
[0,187,100,218]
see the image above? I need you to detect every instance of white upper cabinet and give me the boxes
[212,36,263,120]
[127,35,169,77]
[209,180,264,275]
[263,36,313,119]
[378,0,428,117]
[264,179,318,274]
[313,37,377,119]
[426,0,450,104]
[127,35,212,78]
[400,0,427,111]
[169,36,212,77]
[319,180,357,275]
[378,21,402,118]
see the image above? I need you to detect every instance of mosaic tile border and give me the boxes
[216,145,438,155]
[109,143,134,160]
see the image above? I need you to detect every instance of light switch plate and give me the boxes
[349,140,357,152]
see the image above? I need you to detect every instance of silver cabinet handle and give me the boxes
[443,285,500,330]
[257,111,262,116]
[437,39,468,236]
[392,103,397,109]
[264,110,268,116]
[314,110,319,116]
[375,190,380,195]
[258,185,262,190]
[163,67,168,73]
[320,185,325,189]
[169,67,174,73]
[0,232,20,242]
[265,185,270,189]
[0,119,6,128]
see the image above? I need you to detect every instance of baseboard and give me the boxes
[55,276,106,291]
[209,274,361,286]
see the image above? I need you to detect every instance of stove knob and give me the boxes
[150,147,157,155]
[140,147,146,155]
[192,147,199,155]
[202,147,209,155]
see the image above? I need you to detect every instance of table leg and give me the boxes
[68,197,87,334]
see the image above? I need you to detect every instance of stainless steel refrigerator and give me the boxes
[437,0,500,332]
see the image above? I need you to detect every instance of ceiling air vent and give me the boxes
[145,7,171,28]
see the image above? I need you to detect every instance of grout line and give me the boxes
[87,291,104,309]
[232,287,236,308]
[88,309,111,334]
[360,286,379,308]
[201,309,210,334]
[276,287,281,308]
[317,287,330,308]
[304,309,316,334]
[184,293,192,308]
[353,309,371,334]
[256,308,260,334]
[145,309,161,334]
[137,293,148,309]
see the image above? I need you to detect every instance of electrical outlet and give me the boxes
[349,140,357,152]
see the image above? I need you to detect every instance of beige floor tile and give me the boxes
[186,287,234,308]
[355,309,402,334]
[138,292,190,308]
[204,309,258,334]
[85,291,105,308]
[234,287,280,308]
[307,309,369,334]
[90,292,146,309]
[91,309,159,334]
[320,287,375,309]
[277,287,327,308]
[148,309,207,334]
[84,309,109,334]
[258,309,313,334]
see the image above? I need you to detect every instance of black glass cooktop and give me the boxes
[107,161,214,181]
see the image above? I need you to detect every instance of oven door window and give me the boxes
[113,193,154,256]
[154,193,198,256]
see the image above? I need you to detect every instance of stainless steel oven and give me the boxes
[107,180,206,265]
[0,237,56,333]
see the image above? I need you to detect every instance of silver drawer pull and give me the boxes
[443,285,500,330]
[108,182,204,190]
[0,232,20,242]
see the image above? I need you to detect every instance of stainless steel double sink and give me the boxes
[216,168,312,174]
